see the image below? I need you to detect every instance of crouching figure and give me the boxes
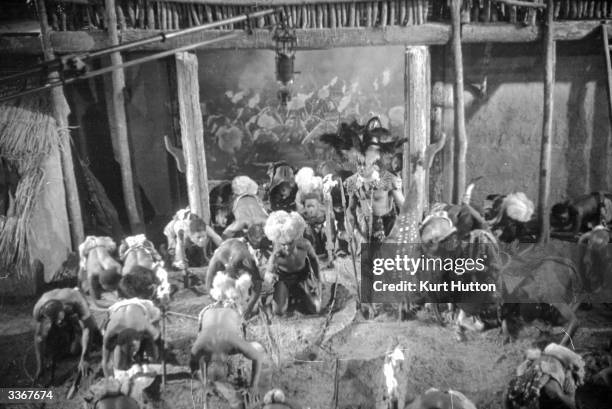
[102,298,162,378]
[190,275,265,403]
[33,288,100,382]
[504,343,585,409]
[264,211,323,316]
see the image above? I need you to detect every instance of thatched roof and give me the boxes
[15,0,602,34]
[0,95,62,279]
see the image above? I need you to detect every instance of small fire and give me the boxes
[383,346,405,397]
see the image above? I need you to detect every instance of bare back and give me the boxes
[192,308,243,356]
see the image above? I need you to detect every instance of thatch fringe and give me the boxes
[0,95,62,279]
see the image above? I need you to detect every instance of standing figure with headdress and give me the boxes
[267,162,297,212]
[294,167,331,257]
[320,117,406,245]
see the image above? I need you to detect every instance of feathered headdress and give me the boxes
[488,192,535,225]
[79,236,116,270]
[295,167,324,202]
[232,176,259,197]
[264,211,307,243]
[319,117,407,164]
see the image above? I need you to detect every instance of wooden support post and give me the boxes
[36,0,84,249]
[538,0,556,244]
[175,52,210,223]
[104,0,143,233]
[451,0,468,203]
[404,46,431,217]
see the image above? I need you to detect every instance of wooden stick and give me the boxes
[330,4,337,28]
[162,307,167,388]
[173,3,180,28]
[302,5,308,28]
[191,4,200,25]
[138,0,145,28]
[147,1,155,29]
[322,3,328,27]
[127,0,136,27]
[490,0,548,8]
[104,0,144,233]
[116,4,127,30]
[381,1,388,26]
[537,0,555,244]
[204,4,213,23]
[317,4,323,28]
[451,0,467,203]
[36,0,85,250]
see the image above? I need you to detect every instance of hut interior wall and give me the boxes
[59,38,612,246]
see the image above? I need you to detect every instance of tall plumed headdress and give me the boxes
[319,117,407,164]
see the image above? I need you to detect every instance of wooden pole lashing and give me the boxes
[538,0,556,244]
[36,0,85,250]
[451,0,468,203]
[104,0,144,233]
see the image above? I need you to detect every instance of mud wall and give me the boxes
[64,39,611,236]
[449,41,612,208]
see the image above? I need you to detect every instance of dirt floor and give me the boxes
[2,251,612,409]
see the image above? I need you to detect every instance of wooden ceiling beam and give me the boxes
[0,21,607,55]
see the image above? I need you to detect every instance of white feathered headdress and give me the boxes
[503,192,534,222]
[295,167,323,195]
[232,175,259,197]
[264,211,307,243]
[489,192,534,225]
[78,236,116,270]
[209,271,252,304]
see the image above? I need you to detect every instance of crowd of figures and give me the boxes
[30,116,612,409]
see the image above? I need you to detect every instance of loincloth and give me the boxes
[276,259,320,303]
[372,210,396,239]
[102,299,161,336]
[277,262,310,287]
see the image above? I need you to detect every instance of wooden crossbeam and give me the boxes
[2,22,612,55]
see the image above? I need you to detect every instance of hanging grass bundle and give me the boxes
[0,95,62,279]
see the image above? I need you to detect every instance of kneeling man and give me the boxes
[264,211,323,316]
[33,288,100,381]
[102,298,162,378]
